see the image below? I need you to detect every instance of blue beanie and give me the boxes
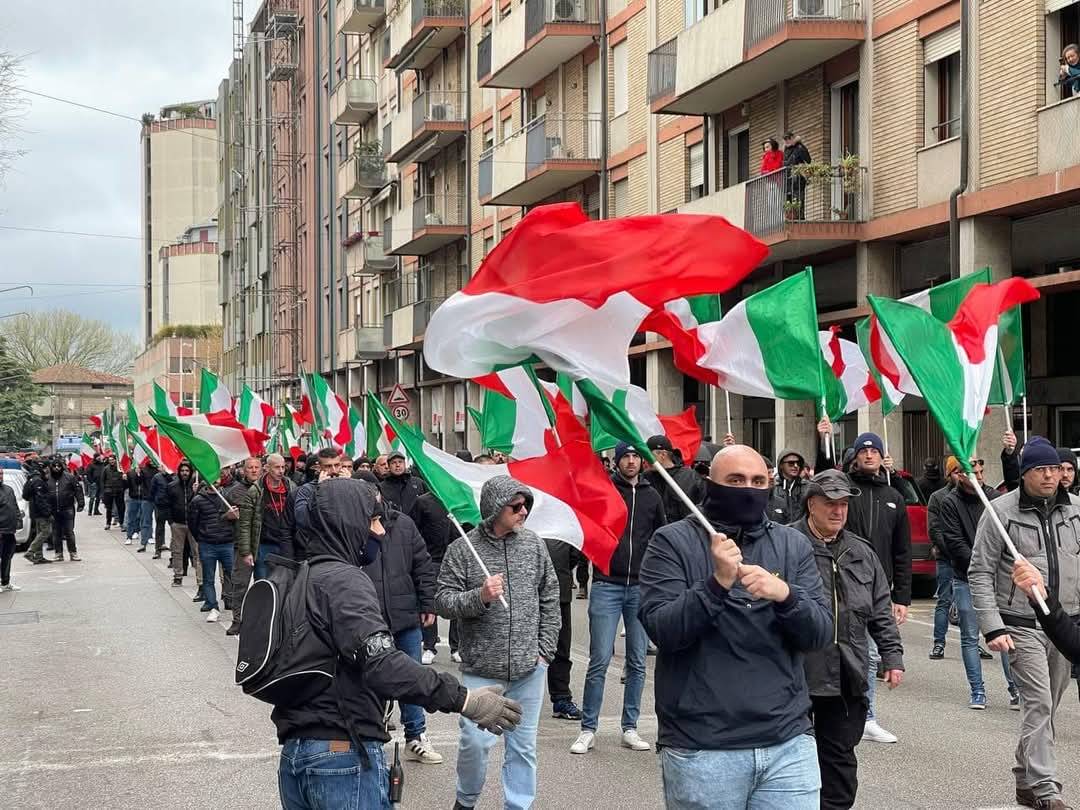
[613,441,636,465]
[1020,436,1060,475]
[853,432,884,456]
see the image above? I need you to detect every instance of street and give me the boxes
[2,515,1079,809]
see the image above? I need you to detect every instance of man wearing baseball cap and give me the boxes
[379,449,428,521]
[644,435,704,522]
[844,431,911,745]
[795,469,904,810]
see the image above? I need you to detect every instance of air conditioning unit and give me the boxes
[425,212,444,226]
[552,0,585,22]
[430,102,451,121]
[547,137,564,158]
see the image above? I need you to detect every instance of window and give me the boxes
[687,142,705,201]
[923,25,961,143]
[1047,2,1080,100]
[725,125,749,186]
[613,178,629,216]
[613,42,628,117]
[684,0,705,28]
[483,235,495,255]
[500,114,513,141]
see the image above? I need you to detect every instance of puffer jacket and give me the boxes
[151,471,173,507]
[187,488,236,545]
[237,475,296,560]
[101,465,127,495]
[362,509,435,633]
[970,486,1080,642]
[793,519,904,698]
[767,449,809,526]
[413,491,454,565]
[127,466,155,500]
[166,475,196,524]
[46,470,84,514]
[379,471,428,519]
[0,481,23,533]
[938,483,999,580]
[435,475,560,682]
[22,472,52,519]
[645,461,705,523]
[594,473,666,586]
[845,470,913,605]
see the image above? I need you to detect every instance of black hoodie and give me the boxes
[270,478,465,744]
[594,472,666,586]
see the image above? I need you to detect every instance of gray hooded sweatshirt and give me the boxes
[435,475,561,682]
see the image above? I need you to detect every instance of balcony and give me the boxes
[478,147,493,199]
[331,76,378,126]
[347,233,398,276]
[387,193,466,255]
[385,0,466,71]
[336,0,386,34]
[648,0,863,115]
[483,113,602,205]
[917,137,960,207]
[1038,96,1080,175]
[479,0,600,88]
[382,262,464,347]
[386,90,466,164]
[337,147,387,199]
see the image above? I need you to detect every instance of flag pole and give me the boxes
[652,462,714,537]
[447,514,509,610]
[724,389,733,439]
[1022,395,1029,445]
[968,472,1049,615]
[882,417,892,487]
[207,481,237,514]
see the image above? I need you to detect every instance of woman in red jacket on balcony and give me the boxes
[760,139,783,175]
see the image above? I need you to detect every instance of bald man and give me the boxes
[639,445,832,810]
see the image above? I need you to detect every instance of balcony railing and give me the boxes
[525,0,600,41]
[746,0,862,50]
[648,38,678,103]
[523,112,602,170]
[382,272,419,316]
[477,32,492,80]
[412,193,465,229]
[411,90,466,132]
[339,148,386,198]
[744,164,867,236]
[337,0,385,33]
[363,235,397,269]
[412,0,465,25]
[479,147,493,198]
[383,219,393,253]
[331,76,377,125]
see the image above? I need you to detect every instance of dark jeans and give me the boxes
[52,511,77,556]
[87,482,99,513]
[104,492,125,528]
[575,560,590,589]
[422,557,459,653]
[279,739,389,810]
[394,626,427,739]
[154,505,168,550]
[1,532,15,585]
[199,542,234,610]
[256,542,280,580]
[231,551,254,623]
[548,600,573,702]
[810,695,869,810]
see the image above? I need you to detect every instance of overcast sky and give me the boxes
[0,3,243,338]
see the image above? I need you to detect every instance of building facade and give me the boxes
[220,0,1080,483]
[31,365,134,451]
[132,335,224,416]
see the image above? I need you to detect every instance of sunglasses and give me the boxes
[508,501,528,514]
[969,459,985,468]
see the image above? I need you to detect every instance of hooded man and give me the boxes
[1058,448,1078,496]
[436,475,560,810]
[47,456,84,561]
[379,450,428,520]
[100,455,127,530]
[768,448,808,524]
[273,478,523,810]
[639,445,832,809]
[166,460,198,589]
[644,434,704,522]
[289,453,307,486]
[22,459,55,564]
[917,458,947,501]
[571,441,666,756]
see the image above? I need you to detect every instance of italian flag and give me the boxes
[238,386,275,434]
[153,381,193,417]
[366,392,415,458]
[372,396,626,574]
[126,400,165,469]
[79,434,96,468]
[89,411,105,431]
[423,202,766,389]
[640,294,725,386]
[271,405,304,462]
[297,373,318,427]
[345,405,364,459]
[198,368,234,415]
[855,317,903,415]
[668,269,827,403]
[150,409,268,483]
[105,406,131,472]
[867,278,1038,464]
[473,365,557,460]
[305,374,350,448]
[820,329,881,421]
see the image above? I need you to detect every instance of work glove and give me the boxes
[460,684,523,735]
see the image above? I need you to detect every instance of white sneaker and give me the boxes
[421,649,436,665]
[404,734,444,764]
[131,532,140,541]
[570,731,595,754]
[0,583,20,592]
[621,729,651,751]
[206,609,220,623]
[124,538,132,546]
[451,651,462,663]
[862,719,898,744]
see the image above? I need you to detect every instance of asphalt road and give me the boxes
[2,515,1079,809]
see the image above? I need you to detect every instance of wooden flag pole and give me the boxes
[448,514,509,610]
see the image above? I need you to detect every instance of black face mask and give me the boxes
[704,480,771,527]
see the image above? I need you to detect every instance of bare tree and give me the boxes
[0,49,27,184]
[0,310,138,375]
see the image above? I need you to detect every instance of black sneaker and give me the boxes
[225,623,241,636]
[192,591,205,603]
[136,546,146,553]
[32,556,53,565]
[152,551,161,559]
[54,555,63,562]
[551,699,582,720]
[172,577,183,587]
[1016,787,1037,808]
[978,645,994,660]
[929,643,945,660]
[200,603,214,613]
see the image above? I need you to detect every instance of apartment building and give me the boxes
[228,0,1080,482]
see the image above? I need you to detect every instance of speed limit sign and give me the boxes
[392,404,410,420]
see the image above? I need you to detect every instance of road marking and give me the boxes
[43,575,81,585]
[0,748,280,775]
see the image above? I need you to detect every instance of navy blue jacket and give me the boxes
[639,514,832,751]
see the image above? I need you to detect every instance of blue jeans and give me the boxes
[457,663,546,810]
[279,739,389,810]
[660,732,821,809]
[256,542,279,580]
[934,558,955,645]
[581,581,648,732]
[199,543,234,610]
[866,635,880,720]
[125,499,153,544]
[953,580,985,693]
[393,625,426,740]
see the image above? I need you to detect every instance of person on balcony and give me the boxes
[760,139,783,175]
[1060,44,1080,97]
[783,131,812,217]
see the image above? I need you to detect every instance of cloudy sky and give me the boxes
[0,2,244,338]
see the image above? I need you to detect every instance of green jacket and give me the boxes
[237,476,296,559]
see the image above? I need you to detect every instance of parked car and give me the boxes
[3,468,30,551]
[889,469,935,598]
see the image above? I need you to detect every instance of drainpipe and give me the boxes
[465,16,472,279]
[948,0,969,280]
[599,0,609,218]
[702,115,710,194]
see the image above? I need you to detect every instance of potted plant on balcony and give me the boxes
[790,155,862,220]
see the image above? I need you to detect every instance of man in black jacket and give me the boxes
[86,455,104,515]
[272,477,522,810]
[644,434,704,522]
[412,488,459,663]
[125,461,156,550]
[796,470,904,810]
[783,130,812,213]
[150,467,173,559]
[187,468,237,623]
[544,537,583,722]
[23,461,54,564]
[768,447,809,524]
[167,461,198,589]
[47,457,84,561]
[571,441,666,756]
[100,456,127,530]
[379,450,428,519]
[0,467,24,591]
[223,456,262,636]
[845,431,911,744]
[928,456,960,660]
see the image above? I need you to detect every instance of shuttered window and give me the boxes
[923,23,960,64]
[613,179,629,217]
[687,142,705,201]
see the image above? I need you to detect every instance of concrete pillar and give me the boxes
[647,349,683,415]
[774,399,817,469]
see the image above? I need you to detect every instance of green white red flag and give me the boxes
[370,395,626,574]
[150,409,268,483]
[153,381,193,418]
[820,329,881,421]
[305,374,350,448]
[238,386,275,434]
[89,411,105,431]
[473,365,557,459]
[423,203,766,390]
[640,294,725,386]
[867,278,1039,465]
[270,404,304,462]
[345,405,364,458]
[198,368,234,414]
[79,434,96,468]
[365,392,419,459]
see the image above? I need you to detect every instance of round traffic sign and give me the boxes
[392,404,410,421]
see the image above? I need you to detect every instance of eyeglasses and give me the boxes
[508,501,528,514]
[1032,465,1063,474]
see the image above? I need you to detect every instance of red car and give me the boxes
[890,469,937,598]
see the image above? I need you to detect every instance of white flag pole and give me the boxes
[724,389,733,439]
[652,462,714,537]
[448,514,509,610]
[882,417,892,487]
[1022,395,1029,446]
[968,472,1048,615]
[207,482,237,515]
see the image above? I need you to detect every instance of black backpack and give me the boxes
[235,554,338,707]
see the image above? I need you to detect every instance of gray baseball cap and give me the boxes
[803,468,861,501]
